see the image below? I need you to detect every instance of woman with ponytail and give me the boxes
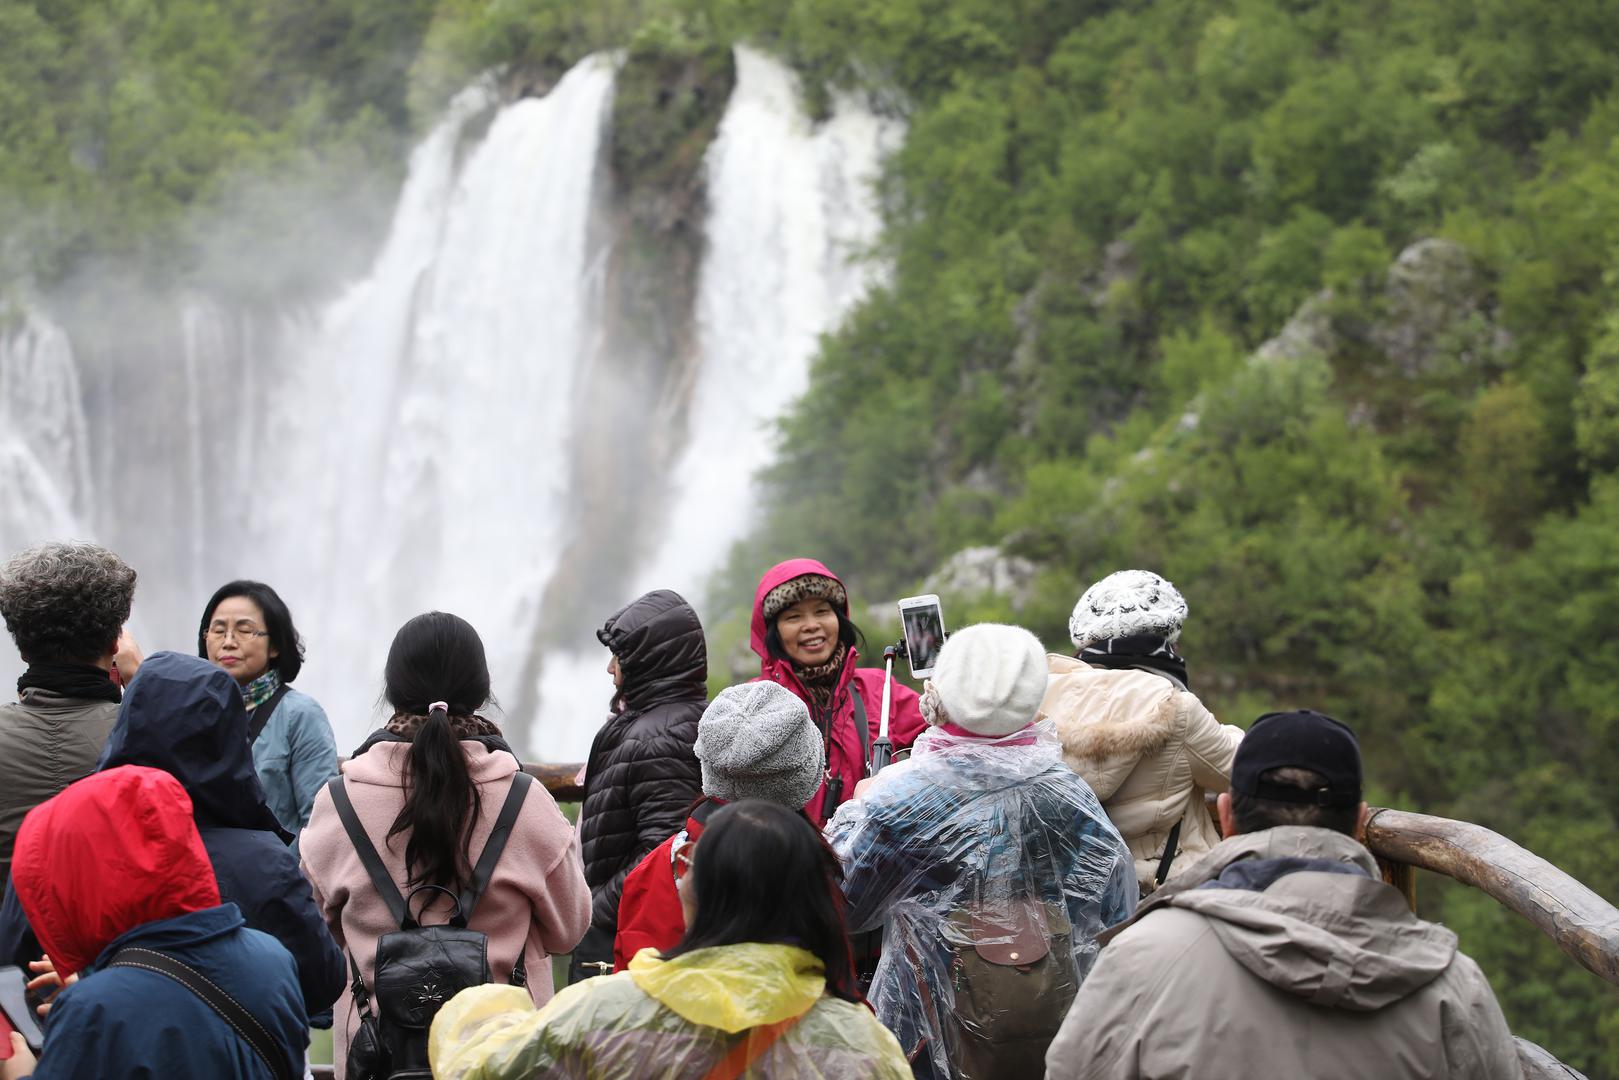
[298,612,591,1078]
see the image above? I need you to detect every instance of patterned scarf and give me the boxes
[385,710,505,741]
[794,642,849,723]
[241,669,282,711]
[1079,634,1191,692]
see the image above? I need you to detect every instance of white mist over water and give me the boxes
[0,49,896,763]
[529,47,899,755]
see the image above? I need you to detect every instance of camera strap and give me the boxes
[851,688,872,772]
[818,685,873,817]
[246,684,291,746]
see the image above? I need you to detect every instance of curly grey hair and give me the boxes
[0,541,137,663]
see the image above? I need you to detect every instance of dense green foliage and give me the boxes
[711,0,1619,1070]
[6,0,1619,1070]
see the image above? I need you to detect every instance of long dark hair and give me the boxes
[197,580,304,682]
[664,800,860,1002]
[383,612,492,889]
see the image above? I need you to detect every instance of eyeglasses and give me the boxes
[206,622,270,642]
[672,838,697,884]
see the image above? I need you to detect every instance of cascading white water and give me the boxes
[0,313,95,554]
[529,47,900,757]
[0,309,120,682]
[256,58,617,740]
[0,48,897,763]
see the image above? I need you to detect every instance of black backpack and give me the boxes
[327,771,533,1080]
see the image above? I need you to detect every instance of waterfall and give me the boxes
[0,312,95,552]
[258,58,617,740]
[529,47,899,758]
[0,48,896,762]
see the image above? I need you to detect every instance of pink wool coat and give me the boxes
[299,740,590,1077]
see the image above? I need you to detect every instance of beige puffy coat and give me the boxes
[1039,656,1242,887]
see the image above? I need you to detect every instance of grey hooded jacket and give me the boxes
[1045,826,1521,1080]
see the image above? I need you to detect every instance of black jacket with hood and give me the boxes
[577,590,706,946]
[0,651,345,1015]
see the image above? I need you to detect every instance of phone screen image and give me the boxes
[902,602,946,677]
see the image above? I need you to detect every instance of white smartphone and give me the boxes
[898,594,947,679]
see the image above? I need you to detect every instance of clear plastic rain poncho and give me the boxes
[827,721,1137,1080]
[428,942,914,1079]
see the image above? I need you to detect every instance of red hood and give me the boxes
[12,766,220,977]
[750,558,848,664]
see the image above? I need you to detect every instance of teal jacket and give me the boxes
[250,686,338,837]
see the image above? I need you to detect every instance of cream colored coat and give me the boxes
[1039,656,1242,887]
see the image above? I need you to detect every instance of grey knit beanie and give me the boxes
[695,682,825,808]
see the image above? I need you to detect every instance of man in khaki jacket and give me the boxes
[1045,709,1522,1080]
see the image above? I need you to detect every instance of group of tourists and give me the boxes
[0,540,1524,1078]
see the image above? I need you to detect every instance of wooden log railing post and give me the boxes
[1363,807,1619,988]
[1374,853,1417,912]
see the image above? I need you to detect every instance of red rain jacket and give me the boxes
[751,559,927,827]
[612,798,727,972]
[12,765,220,978]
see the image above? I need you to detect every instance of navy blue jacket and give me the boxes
[0,652,344,1015]
[34,903,307,1080]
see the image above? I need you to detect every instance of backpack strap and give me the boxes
[246,684,292,746]
[460,771,533,989]
[701,1012,809,1080]
[326,777,410,928]
[108,947,294,1080]
[458,771,533,920]
[347,950,375,1019]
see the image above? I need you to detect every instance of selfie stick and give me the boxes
[871,644,901,775]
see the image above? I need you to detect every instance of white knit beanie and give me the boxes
[1068,569,1188,649]
[925,623,1048,738]
[694,682,825,808]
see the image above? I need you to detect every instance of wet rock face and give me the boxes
[1254,290,1336,365]
[1252,237,1509,378]
[1372,238,1506,378]
[531,43,737,653]
[923,545,1040,609]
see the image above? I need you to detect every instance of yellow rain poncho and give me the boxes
[429,942,911,1079]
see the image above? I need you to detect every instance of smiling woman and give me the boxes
[750,559,927,828]
[198,580,338,837]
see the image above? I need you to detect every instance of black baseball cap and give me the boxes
[1231,710,1363,807]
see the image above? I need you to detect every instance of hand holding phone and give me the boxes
[898,594,947,679]
[0,966,43,1055]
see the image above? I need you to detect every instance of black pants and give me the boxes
[565,924,615,984]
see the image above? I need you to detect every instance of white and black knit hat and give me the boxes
[761,573,848,623]
[695,682,825,808]
[1068,569,1188,649]
[924,623,1048,738]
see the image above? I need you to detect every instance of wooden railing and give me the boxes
[1364,808,1619,990]
[309,769,1611,1079]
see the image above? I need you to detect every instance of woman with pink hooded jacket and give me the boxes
[298,612,590,1078]
[751,559,928,827]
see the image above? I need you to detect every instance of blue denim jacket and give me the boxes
[250,686,339,837]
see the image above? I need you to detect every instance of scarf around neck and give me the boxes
[241,668,282,711]
[384,710,505,742]
[1080,634,1190,692]
[793,641,849,721]
[18,661,122,705]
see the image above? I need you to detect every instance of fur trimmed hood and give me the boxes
[1041,656,1183,799]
